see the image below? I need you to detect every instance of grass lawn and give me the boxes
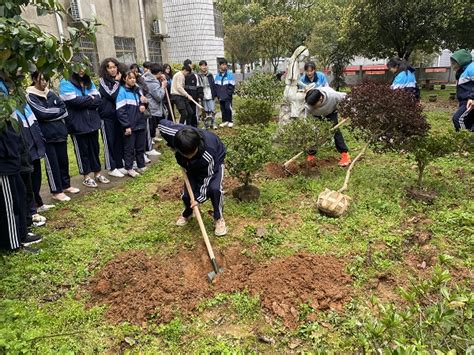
[1,89,472,353]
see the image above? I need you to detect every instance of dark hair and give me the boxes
[163,63,172,73]
[174,128,201,155]
[143,61,152,69]
[120,70,136,85]
[183,59,192,66]
[304,61,316,71]
[199,60,207,66]
[31,71,46,84]
[387,57,408,72]
[150,63,163,75]
[130,63,140,71]
[305,89,322,106]
[182,64,192,73]
[218,58,228,65]
[99,57,119,78]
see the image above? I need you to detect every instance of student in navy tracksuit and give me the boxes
[0,79,42,249]
[98,58,126,178]
[215,58,235,128]
[27,72,79,203]
[12,104,48,222]
[158,120,228,236]
[60,70,110,188]
[450,49,474,131]
[116,70,148,178]
[387,57,420,100]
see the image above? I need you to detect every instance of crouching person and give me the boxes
[116,70,148,178]
[304,87,351,167]
[158,120,227,236]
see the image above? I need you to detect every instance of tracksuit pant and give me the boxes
[220,99,233,123]
[173,95,196,127]
[100,119,124,171]
[32,159,43,209]
[44,141,71,194]
[71,131,101,176]
[123,129,146,170]
[20,172,34,228]
[311,111,348,154]
[145,116,154,152]
[0,174,26,250]
[181,164,224,220]
[453,101,474,131]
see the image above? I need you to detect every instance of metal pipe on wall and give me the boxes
[138,0,150,61]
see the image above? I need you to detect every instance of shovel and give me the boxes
[182,169,223,282]
[164,89,177,123]
[282,118,349,170]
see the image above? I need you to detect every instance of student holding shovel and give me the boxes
[158,120,227,236]
[304,87,351,167]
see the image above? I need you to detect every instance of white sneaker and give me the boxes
[227,122,234,128]
[128,169,140,178]
[144,155,151,164]
[108,168,125,178]
[37,204,55,213]
[52,193,71,202]
[118,168,128,175]
[146,149,162,156]
[32,214,47,223]
[96,175,111,184]
[214,218,227,236]
[219,122,229,128]
[64,187,80,194]
[137,167,147,173]
[176,215,190,226]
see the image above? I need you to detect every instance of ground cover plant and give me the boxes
[0,87,472,353]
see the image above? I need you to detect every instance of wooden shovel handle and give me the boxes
[165,90,177,123]
[189,96,204,110]
[182,169,216,260]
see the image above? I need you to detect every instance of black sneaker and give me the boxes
[21,232,43,247]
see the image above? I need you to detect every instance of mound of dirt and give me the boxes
[154,175,183,201]
[86,244,352,328]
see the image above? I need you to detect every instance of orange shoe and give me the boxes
[338,152,351,167]
[307,154,315,162]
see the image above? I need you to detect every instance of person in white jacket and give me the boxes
[304,87,350,167]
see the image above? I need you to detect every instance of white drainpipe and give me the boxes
[55,12,64,43]
[138,0,150,61]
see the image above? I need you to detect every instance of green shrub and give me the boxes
[235,97,274,125]
[225,126,272,186]
[236,72,284,104]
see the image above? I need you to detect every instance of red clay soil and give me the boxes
[154,175,183,201]
[86,243,352,328]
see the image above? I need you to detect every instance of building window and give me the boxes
[148,39,163,64]
[114,36,137,64]
[76,37,100,73]
[213,3,224,38]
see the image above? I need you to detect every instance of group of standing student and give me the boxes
[171,58,235,129]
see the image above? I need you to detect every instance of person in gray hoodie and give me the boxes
[143,63,168,155]
[304,87,350,167]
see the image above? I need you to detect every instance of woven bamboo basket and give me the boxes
[317,188,351,217]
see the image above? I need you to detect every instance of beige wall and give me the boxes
[22,0,168,68]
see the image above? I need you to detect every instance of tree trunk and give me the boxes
[240,61,245,80]
[417,161,425,187]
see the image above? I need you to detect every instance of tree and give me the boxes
[341,0,453,60]
[255,16,296,73]
[225,126,272,200]
[339,82,430,153]
[0,0,97,130]
[224,23,258,78]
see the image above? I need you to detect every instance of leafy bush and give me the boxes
[235,97,274,125]
[236,72,284,104]
[225,126,272,186]
[354,267,474,353]
[407,130,473,186]
[339,82,430,152]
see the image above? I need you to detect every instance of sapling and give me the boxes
[275,117,334,174]
[225,126,272,201]
[339,82,430,152]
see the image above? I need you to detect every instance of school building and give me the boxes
[21,0,225,72]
